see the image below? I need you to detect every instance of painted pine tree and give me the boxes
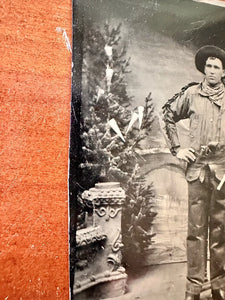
[79,23,156,266]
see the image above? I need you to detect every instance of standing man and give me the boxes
[162,45,225,300]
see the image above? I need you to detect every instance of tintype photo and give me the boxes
[69,1,225,299]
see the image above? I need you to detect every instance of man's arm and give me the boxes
[162,86,196,162]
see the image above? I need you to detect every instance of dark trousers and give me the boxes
[186,177,225,294]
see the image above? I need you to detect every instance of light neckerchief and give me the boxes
[201,79,225,105]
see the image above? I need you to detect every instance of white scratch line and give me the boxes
[56,27,72,53]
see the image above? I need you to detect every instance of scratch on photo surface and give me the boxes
[56,27,72,52]
[71,104,77,122]
[190,20,206,30]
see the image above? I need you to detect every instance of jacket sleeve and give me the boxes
[162,88,190,155]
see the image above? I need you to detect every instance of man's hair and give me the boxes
[207,56,217,60]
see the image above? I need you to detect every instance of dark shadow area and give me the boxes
[69,1,84,298]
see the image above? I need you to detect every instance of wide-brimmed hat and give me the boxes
[195,45,225,73]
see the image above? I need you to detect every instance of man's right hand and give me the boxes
[176,148,196,162]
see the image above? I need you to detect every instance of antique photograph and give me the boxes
[69,1,225,299]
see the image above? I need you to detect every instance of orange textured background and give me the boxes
[0,0,71,299]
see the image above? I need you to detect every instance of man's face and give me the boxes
[204,57,225,86]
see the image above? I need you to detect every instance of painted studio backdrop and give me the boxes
[70,1,225,299]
